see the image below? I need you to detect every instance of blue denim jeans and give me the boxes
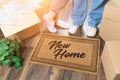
[72,0,108,27]
[71,0,87,26]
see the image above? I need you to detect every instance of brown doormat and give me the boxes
[29,33,100,75]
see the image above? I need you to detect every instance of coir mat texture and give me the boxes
[29,33,100,75]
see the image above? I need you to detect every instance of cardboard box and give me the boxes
[0,11,40,40]
[103,1,120,22]
[111,0,120,3]
[99,19,120,41]
[99,1,120,41]
[102,41,120,80]
[16,23,40,41]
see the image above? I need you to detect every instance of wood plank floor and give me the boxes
[1,31,106,80]
[0,0,106,80]
[2,32,106,80]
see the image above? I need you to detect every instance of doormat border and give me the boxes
[29,33,100,75]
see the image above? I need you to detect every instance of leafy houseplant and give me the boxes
[0,35,22,69]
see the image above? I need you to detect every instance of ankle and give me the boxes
[47,10,56,21]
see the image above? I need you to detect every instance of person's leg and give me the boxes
[68,0,87,34]
[83,0,108,37]
[43,0,69,33]
[72,0,87,26]
[88,0,108,27]
[51,0,69,13]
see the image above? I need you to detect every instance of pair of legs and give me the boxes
[44,0,108,37]
[82,0,108,36]
[43,0,79,33]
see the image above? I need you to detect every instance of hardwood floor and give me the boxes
[0,23,106,80]
[0,28,106,80]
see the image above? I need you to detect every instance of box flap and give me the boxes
[0,11,40,37]
[99,18,120,41]
[107,41,120,73]
[103,1,120,22]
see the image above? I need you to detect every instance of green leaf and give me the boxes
[14,62,22,69]
[2,59,11,66]
[0,37,22,69]
[0,56,5,61]
[15,43,20,50]
[0,49,5,56]
[9,41,20,54]
[14,42,20,51]
[0,38,9,44]
[2,51,9,57]
[0,39,9,56]
[9,41,16,48]
[0,43,9,56]
[0,43,9,51]
[8,48,14,54]
[12,56,22,63]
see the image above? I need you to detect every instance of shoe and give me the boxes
[57,19,70,29]
[83,24,97,37]
[43,14,57,33]
[68,24,80,34]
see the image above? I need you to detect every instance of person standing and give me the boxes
[43,0,87,34]
[43,0,108,37]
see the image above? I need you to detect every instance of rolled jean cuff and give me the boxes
[72,16,85,26]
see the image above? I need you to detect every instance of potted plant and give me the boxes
[0,35,22,69]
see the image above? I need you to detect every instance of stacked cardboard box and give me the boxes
[101,41,120,80]
[112,0,120,3]
[0,11,40,41]
[100,1,120,80]
[99,1,120,41]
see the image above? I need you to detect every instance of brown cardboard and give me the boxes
[111,0,120,4]
[102,41,120,80]
[0,11,40,38]
[29,33,100,75]
[99,1,120,41]
[99,19,120,41]
[103,1,120,22]
[16,23,40,41]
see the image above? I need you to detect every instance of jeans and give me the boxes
[72,0,108,27]
[88,0,108,27]
[71,0,87,26]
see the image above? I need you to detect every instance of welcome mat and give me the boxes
[29,33,100,75]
